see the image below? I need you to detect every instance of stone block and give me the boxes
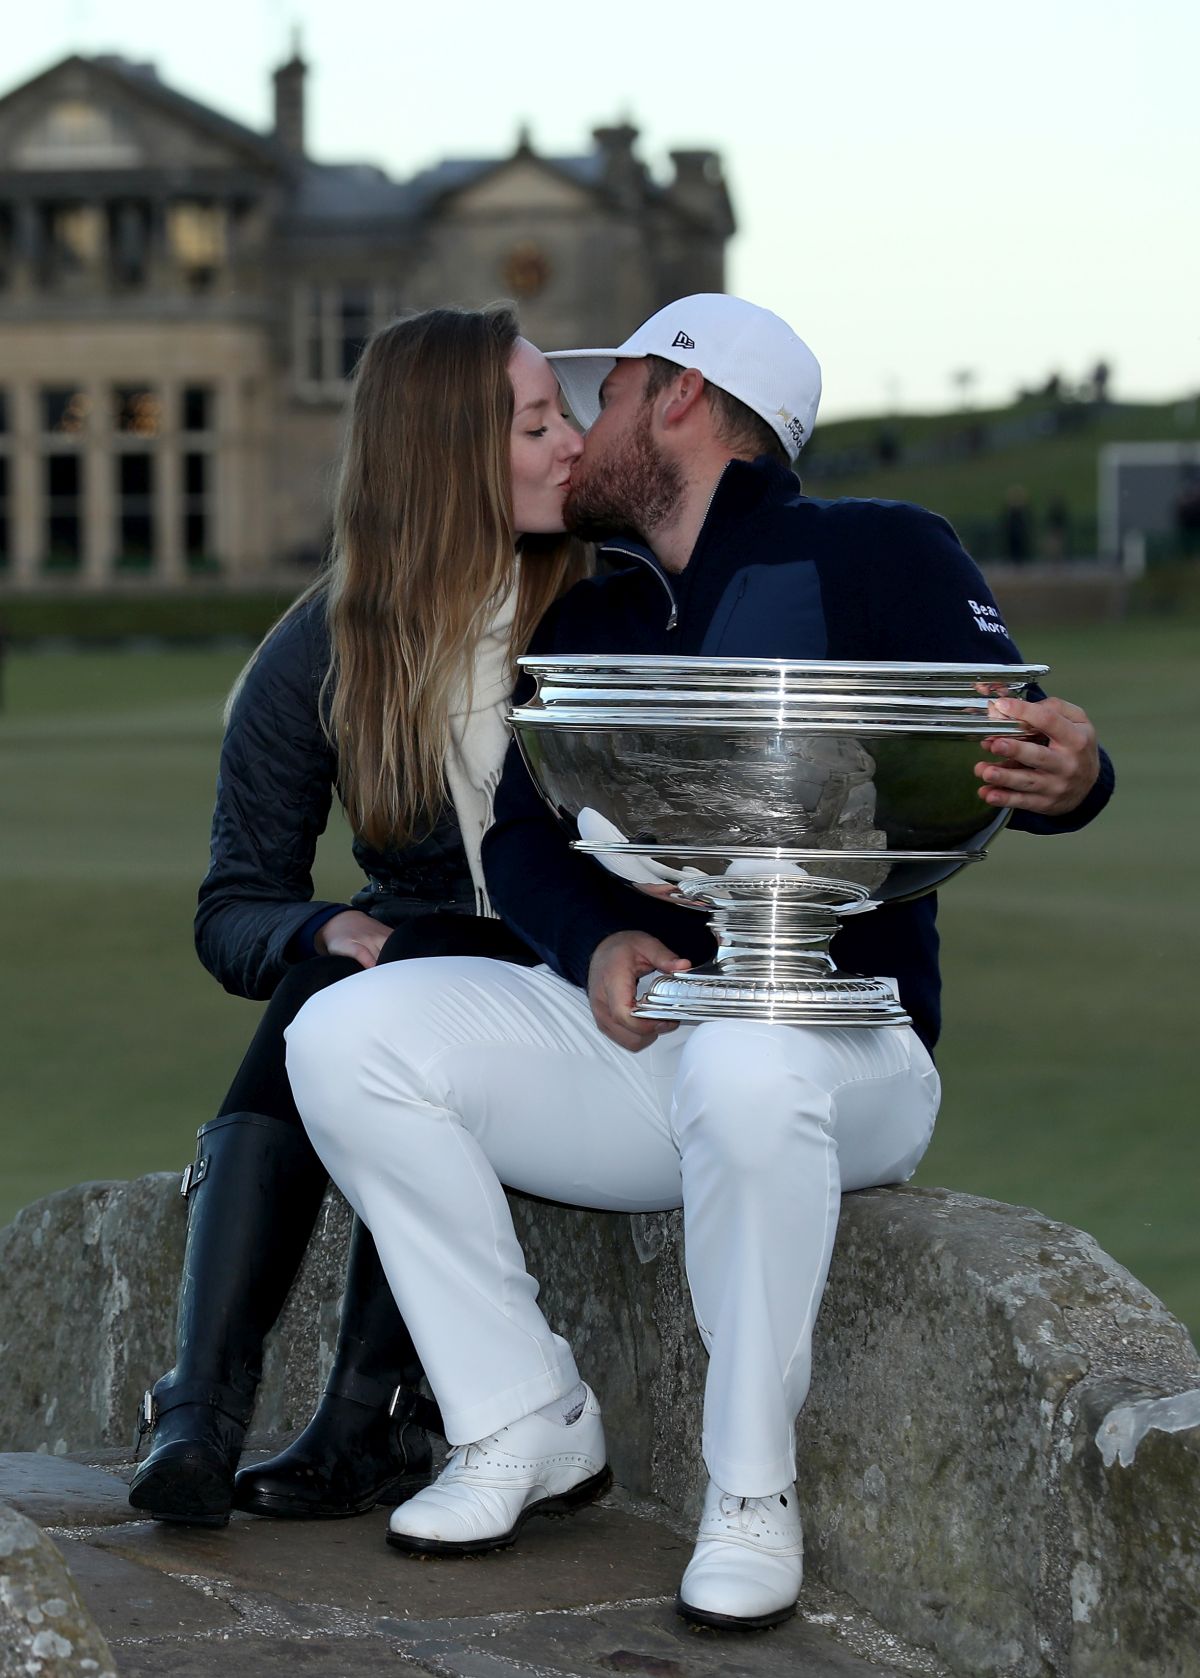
[0,1456,140,1530]
[2,1174,1198,1675]
[0,1503,116,1677]
[0,1176,185,1456]
[787,1187,1200,1676]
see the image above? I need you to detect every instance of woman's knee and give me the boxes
[269,954,362,1022]
[379,914,535,966]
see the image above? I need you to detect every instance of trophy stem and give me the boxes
[633,874,911,1027]
[708,899,842,977]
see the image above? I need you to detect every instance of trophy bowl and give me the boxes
[512,656,1047,1026]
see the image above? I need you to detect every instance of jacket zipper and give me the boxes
[601,543,679,631]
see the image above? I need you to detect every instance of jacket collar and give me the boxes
[593,457,801,639]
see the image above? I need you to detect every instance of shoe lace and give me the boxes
[718,1492,780,1533]
[446,1421,510,1474]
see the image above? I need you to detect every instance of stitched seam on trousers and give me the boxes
[775,1086,838,1391]
[433,1090,562,1391]
[778,1059,934,1395]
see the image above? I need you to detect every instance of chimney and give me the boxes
[592,122,643,207]
[272,41,307,157]
[668,149,735,234]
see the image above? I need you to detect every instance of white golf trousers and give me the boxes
[285,957,940,1497]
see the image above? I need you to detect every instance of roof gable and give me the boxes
[0,56,283,177]
[432,153,600,216]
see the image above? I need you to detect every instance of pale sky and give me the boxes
[6,0,1198,418]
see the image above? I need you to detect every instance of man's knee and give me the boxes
[674,1023,832,1164]
[285,965,455,1130]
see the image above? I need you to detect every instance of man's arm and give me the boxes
[482,732,716,989]
[864,506,1114,829]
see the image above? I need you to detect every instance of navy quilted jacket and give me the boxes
[194,597,474,1000]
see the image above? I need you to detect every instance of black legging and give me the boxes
[217,913,538,1129]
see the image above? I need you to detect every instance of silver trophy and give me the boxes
[511,656,1046,1027]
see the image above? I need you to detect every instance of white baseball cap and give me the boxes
[547,293,821,460]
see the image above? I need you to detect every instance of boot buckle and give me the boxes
[388,1384,445,1437]
[133,1390,157,1458]
[179,1155,210,1197]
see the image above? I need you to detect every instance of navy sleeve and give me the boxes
[286,902,354,961]
[864,505,1114,835]
[194,606,353,999]
[482,603,716,988]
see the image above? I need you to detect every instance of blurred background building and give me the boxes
[0,50,733,587]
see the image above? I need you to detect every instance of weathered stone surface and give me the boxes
[1061,1379,1200,1677]
[0,1178,358,1453]
[3,1174,1198,1676]
[0,1503,116,1677]
[0,1176,186,1456]
[0,1455,141,1529]
[788,1188,1200,1678]
[46,1486,938,1677]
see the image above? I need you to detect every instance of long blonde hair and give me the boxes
[234,306,587,850]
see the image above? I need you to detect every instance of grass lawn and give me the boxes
[806,396,1200,549]
[1,622,1197,1338]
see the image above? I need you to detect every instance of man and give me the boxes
[286,295,1112,1630]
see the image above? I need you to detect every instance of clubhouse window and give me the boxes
[0,455,9,572]
[115,451,155,567]
[42,387,90,435]
[115,386,163,438]
[44,452,83,568]
[183,449,214,565]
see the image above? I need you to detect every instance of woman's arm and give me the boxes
[194,604,353,1000]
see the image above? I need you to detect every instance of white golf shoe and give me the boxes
[386,1385,610,1556]
[677,1477,804,1629]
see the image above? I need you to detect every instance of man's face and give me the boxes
[563,358,684,542]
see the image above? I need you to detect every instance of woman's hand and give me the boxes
[314,910,392,968]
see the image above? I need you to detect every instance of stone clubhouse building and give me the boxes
[0,51,732,588]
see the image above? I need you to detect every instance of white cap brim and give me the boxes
[545,350,623,431]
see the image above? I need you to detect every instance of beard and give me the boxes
[563,405,684,543]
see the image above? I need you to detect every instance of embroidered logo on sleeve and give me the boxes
[968,598,1010,637]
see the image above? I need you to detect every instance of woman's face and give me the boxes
[508,338,583,535]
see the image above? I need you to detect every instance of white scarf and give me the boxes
[443,576,520,918]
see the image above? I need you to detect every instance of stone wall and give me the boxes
[1,1176,1197,1677]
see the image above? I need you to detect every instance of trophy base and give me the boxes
[633,969,911,1028]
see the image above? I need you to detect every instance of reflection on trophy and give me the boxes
[511,656,1046,1026]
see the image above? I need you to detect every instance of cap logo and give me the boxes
[671,330,695,349]
[776,406,805,447]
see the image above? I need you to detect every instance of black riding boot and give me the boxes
[232,1216,443,1518]
[128,1111,329,1526]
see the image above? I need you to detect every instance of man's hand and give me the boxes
[976,695,1100,816]
[588,931,692,1052]
[314,909,392,968]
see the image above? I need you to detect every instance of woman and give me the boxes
[128,306,586,1527]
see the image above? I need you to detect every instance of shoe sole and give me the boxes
[128,1454,232,1528]
[676,1593,797,1632]
[233,1473,431,1521]
[385,1464,613,1557]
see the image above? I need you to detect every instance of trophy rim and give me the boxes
[518,654,1049,679]
[513,710,1029,734]
[571,842,988,862]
